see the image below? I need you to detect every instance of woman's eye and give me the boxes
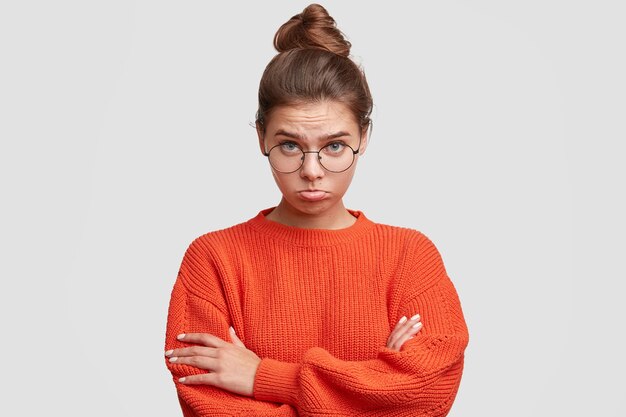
[280,142,300,152]
[324,142,346,154]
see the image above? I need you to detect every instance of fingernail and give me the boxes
[398,316,407,324]
[177,334,185,340]
[179,377,186,383]
[412,322,423,329]
[169,357,178,362]
[229,326,236,333]
[410,314,420,321]
[165,350,173,356]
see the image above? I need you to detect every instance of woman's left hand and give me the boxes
[165,327,261,397]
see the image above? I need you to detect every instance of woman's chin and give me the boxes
[281,197,338,217]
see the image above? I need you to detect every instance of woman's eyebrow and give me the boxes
[274,129,352,140]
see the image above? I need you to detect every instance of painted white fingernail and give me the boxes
[178,377,186,383]
[169,356,178,362]
[410,314,420,321]
[412,322,422,329]
[398,316,407,324]
[177,334,185,340]
[165,350,173,356]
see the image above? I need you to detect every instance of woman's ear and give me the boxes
[358,123,370,155]
[256,122,266,155]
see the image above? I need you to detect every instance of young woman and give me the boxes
[164,4,469,416]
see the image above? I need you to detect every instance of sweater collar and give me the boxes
[246,207,375,246]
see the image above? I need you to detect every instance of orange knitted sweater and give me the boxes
[164,208,469,416]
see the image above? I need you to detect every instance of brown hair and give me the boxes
[256,4,373,133]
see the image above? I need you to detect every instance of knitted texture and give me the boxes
[164,208,469,416]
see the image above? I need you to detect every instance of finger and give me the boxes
[177,333,227,348]
[387,314,421,348]
[168,355,219,371]
[386,316,407,346]
[178,373,219,385]
[389,322,423,351]
[165,345,217,358]
[229,327,246,348]
[387,315,421,349]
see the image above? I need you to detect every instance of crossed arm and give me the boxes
[164,314,423,397]
[165,279,466,416]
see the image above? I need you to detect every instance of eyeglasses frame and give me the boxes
[263,134,362,174]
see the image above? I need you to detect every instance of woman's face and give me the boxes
[257,100,368,219]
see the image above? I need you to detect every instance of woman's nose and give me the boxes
[299,151,325,180]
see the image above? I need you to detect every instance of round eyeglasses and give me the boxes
[263,140,361,173]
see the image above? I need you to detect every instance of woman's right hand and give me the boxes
[386,314,422,351]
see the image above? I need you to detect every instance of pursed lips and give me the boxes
[298,189,328,201]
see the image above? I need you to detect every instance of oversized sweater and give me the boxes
[164,207,469,417]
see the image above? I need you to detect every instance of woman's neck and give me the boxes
[266,200,357,230]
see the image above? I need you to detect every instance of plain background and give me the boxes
[1,0,624,415]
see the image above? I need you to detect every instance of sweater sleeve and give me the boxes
[164,239,297,417]
[252,234,469,417]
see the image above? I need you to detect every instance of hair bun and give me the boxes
[274,4,351,57]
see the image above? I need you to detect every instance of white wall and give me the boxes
[1,1,624,415]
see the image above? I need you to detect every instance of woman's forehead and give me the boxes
[266,101,359,140]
